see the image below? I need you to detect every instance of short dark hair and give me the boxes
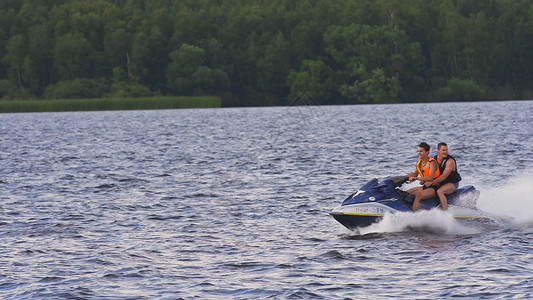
[418,142,430,152]
[437,142,448,149]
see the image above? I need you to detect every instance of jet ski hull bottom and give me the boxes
[330,214,382,230]
[329,202,392,230]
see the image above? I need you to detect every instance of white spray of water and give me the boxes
[476,174,533,228]
[355,209,480,236]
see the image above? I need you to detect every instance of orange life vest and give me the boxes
[416,157,441,179]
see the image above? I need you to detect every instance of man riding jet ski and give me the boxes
[404,142,462,212]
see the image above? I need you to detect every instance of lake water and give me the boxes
[1,101,532,299]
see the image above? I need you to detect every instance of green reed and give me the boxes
[0,96,221,113]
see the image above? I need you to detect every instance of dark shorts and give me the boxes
[423,182,459,192]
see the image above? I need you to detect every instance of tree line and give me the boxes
[1,0,532,106]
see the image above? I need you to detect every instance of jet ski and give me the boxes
[329,176,511,230]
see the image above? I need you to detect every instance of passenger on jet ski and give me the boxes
[430,142,462,210]
[405,142,441,212]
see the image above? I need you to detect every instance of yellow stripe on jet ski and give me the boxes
[453,215,512,220]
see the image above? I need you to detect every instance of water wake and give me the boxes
[477,174,533,228]
[354,209,480,236]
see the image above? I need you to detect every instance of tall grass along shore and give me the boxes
[0,96,221,113]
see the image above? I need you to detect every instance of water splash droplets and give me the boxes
[355,209,481,235]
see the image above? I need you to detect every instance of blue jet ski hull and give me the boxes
[330,213,381,229]
[328,177,502,230]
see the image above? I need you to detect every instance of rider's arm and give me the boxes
[432,158,455,184]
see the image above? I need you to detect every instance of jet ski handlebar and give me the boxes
[389,176,409,187]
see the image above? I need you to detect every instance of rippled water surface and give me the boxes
[1,101,532,298]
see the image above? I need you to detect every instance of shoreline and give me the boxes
[0,96,221,113]
[1,97,530,113]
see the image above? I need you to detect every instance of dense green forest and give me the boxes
[1,0,532,106]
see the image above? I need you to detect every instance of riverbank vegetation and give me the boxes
[0,96,220,113]
[1,0,532,106]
